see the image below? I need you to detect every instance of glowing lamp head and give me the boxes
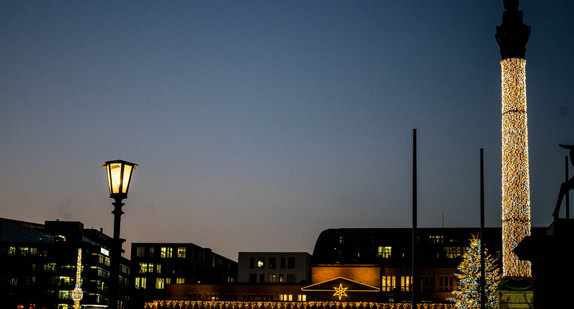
[103,160,138,200]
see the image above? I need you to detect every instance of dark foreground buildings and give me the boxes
[0,218,237,309]
[2,218,548,309]
[130,242,238,309]
[0,218,130,309]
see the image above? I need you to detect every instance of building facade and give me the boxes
[0,218,130,309]
[237,252,312,284]
[130,242,237,309]
[306,227,544,303]
[155,227,545,309]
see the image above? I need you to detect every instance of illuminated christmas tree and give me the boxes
[451,236,502,309]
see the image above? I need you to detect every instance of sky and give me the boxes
[1,1,573,261]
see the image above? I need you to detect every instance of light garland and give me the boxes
[71,248,83,309]
[145,300,456,309]
[500,58,532,278]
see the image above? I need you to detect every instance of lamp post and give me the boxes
[103,160,138,309]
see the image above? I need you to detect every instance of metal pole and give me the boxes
[480,149,486,309]
[109,198,124,309]
[566,155,570,219]
[412,129,418,308]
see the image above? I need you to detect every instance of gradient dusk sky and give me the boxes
[1,1,573,260]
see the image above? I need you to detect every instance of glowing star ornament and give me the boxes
[333,283,348,300]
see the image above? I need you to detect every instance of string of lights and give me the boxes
[500,58,532,278]
[145,300,456,309]
[71,248,83,309]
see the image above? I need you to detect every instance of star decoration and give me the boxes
[333,283,348,300]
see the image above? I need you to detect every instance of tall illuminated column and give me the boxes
[495,0,531,279]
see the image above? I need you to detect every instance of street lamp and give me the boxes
[103,160,138,309]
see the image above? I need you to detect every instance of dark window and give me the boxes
[269,257,276,269]
[287,257,295,269]
[280,257,286,269]
[249,257,255,269]
[249,274,256,283]
[259,274,265,283]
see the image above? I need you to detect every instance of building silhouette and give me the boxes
[0,218,130,309]
[130,242,237,308]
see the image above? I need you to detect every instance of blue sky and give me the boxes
[1,1,573,260]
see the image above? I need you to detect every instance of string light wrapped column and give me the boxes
[500,58,531,278]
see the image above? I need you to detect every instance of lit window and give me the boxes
[377,246,392,259]
[19,247,38,256]
[160,247,173,258]
[428,235,444,244]
[139,263,154,273]
[57,276,73,285]
[279,294,293,301]
[136,247,145,258]
[400,276,412,292]
[156,263,162,274]
[178,247,186,258]
[298,294,307,301]
[58,290,71,299]
[44,263,56,272]
[135,277,147,289]
[8,246,16,256]
[444,247,464,259]
[176,278,185,284]
[381,275,396,292]
[156,278,165,289]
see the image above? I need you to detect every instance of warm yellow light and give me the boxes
[71,248,83,309]
[103,160,138,199]
[333,283,348,300]
[500,58,531,278]
[144,300,457,309]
